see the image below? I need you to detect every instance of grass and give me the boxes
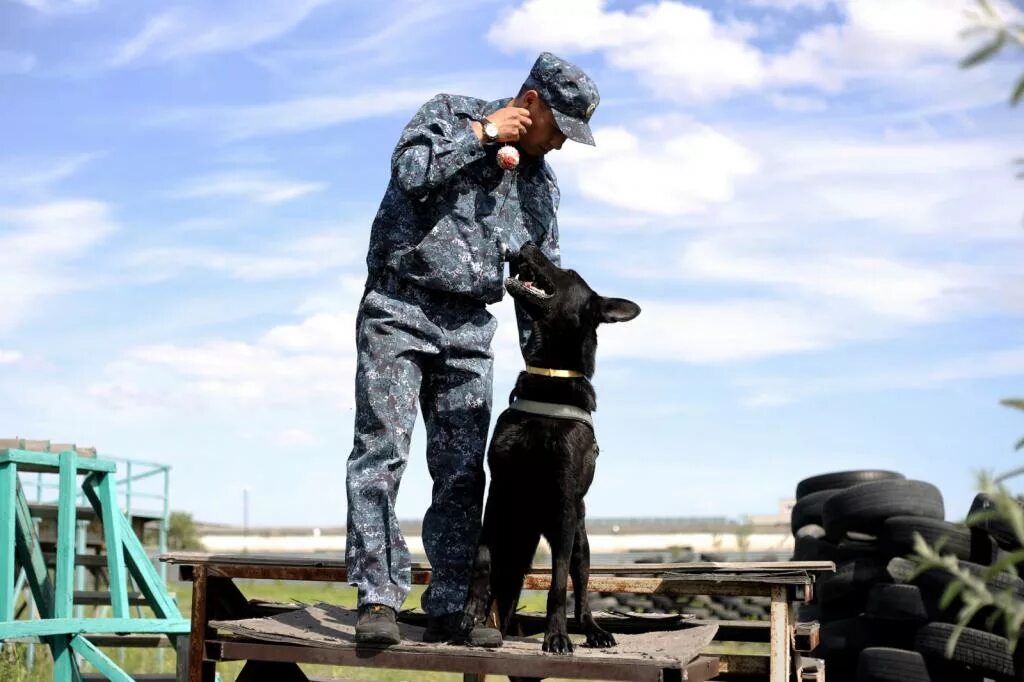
[3,582,643,681]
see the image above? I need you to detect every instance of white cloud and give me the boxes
[275,428,321,448]
[174,172,327,205]
[558,119,759,215]
[490,0,766,101]
[739,346,1024,406]
[769,0,973,91]
[490,0,975,101]
[0,350,23,365]
[0,154,100,194]
[747,0,835,10]
[679,239,980,322]
[0,200,117,335]
[124,231,359,282]
[598,299,874,364]
[768,92,828,113]
[153,86,444,140]
[110,1,334,67]
[90,311,359,411]
[14,0,97,14]
[0,51,36,74]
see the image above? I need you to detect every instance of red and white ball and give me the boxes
[497,145,520,171]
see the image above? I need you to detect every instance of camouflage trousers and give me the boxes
[346,276,496,616]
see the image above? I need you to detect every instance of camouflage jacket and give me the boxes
[366,94,561,305]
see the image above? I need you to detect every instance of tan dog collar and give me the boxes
[525,365,584,379]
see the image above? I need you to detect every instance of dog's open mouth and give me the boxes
[506,263,553,300]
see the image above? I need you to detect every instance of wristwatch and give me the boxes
[481,118,500,145]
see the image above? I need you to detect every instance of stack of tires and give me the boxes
[791,470,1021,681]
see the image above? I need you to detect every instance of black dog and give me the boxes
[460,242,641,653]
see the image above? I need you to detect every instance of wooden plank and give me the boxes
[0,450,115,473]
[86,472,129,617]
[685,656,721,682]
[0,617,191,638]
[32,505,163,523]
[81,482,180,619]
[0,463,16,621]
[14,478,55,617]
[43,553,110,568]
[187,562,800,596]
[55,451,78,620]
[51,635,82,682]
[188,564,217,682]
[73,591,150,607]
[769,585,790,682]
[69,635,134,682]
[210,639,667,682]
[523,574,776,596]
[717,654,770,676]
[162,553,834,576]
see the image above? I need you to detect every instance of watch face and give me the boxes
[485,122,499,139]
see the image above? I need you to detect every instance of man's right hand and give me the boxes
[472,106,532,143]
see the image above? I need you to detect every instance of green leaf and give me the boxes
[961,32,1007,68]
[1012,74,1024,106]
[1001,398,1024,411]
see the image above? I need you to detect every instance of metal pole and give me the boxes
[242,488,249,553]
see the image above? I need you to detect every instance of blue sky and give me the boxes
[2,0,1023,527]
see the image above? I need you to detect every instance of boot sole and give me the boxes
[355,632,401,645]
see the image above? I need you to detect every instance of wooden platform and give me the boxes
[164,552,835,682]
[207,602,720,681]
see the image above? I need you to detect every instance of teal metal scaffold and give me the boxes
[0,439,190,681]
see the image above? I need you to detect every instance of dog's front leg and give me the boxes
[571,515,616,648]
[460,541,492,635]
[543,514,576,654]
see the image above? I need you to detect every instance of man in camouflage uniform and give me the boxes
[346,52,600,644]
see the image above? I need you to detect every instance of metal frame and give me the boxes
[0,445,190,681]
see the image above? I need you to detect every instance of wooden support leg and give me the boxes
[70,635,133,682]
[84,472,129,617]
[770,585,792,682]
[188,565,217,682]
[0,462,16,621]
[176,632,190,682]
[55,451,78,620]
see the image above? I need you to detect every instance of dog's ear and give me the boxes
[598,297,641,324]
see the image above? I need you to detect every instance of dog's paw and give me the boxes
[542,631,574,654]
[584,628,616,648]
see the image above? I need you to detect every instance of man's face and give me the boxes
[518,90,567,158]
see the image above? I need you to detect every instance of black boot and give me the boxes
[424,612,502,647]
[355,604,400,645]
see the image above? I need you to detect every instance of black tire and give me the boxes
[968,493,1023,552]
[887,556,1024,598]
[796,523,826,539]
[797,603,820,623]
[797,470,906,499]
[913,622,1015,678]
[835,539,882,561]
[792,489,843,534]
[794,535,838,562]
[856,648,932,682]
[820,616,873,653]
[818,558,889,606]
[878,516,972,561]
[888,556,1024,632]
[823,480,944,539]
[863,583,927,623]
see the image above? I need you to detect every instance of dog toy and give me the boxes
[497,145,520,171]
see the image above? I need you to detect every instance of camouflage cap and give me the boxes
[522,52,599,146]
